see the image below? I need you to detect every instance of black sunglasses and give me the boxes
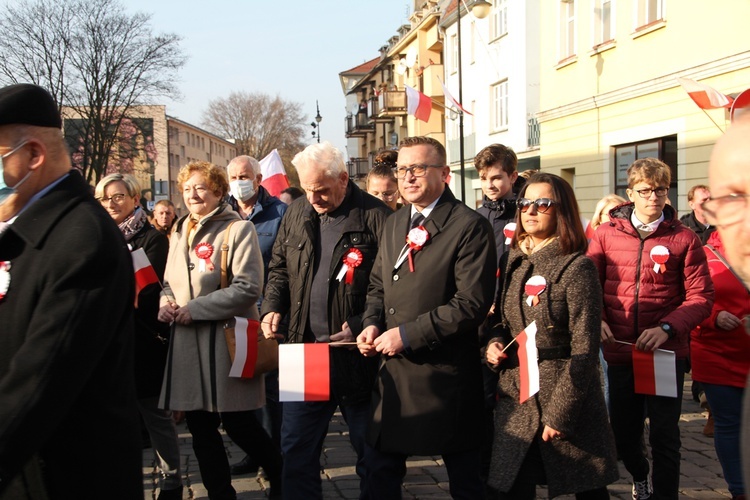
[517,198,557,214]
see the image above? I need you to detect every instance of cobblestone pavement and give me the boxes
[143,375,731,499]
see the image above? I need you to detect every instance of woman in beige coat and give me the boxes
[158,161,281,499]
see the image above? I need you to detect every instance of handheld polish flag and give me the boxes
[677,77,734,109]
[405,85,432,122]
[516,321,539,404]
[131,247,159,301]
[279,343,330,402]
[228,317,261,378]
[259,149,290,197]
[439,79,473,116]
[633,348,678,398]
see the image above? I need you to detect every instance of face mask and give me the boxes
[0,141,30,206]
[229,179,256,202]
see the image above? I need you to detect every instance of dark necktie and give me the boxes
[410,212,425,230]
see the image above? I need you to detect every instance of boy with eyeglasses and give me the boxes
[587,157,714,500]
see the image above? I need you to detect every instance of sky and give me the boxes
[121,0,413,159]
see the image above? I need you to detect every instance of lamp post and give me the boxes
[311,100,323,143]
[456,0,491,204]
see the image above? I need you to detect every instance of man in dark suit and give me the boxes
[0,84,142,499]
[357,136,497,499]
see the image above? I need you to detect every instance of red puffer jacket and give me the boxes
[587,203,714,365]
[690,231,750,388]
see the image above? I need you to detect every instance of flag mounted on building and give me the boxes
[405,85,432,122]
[516,321,539,404]
[228,317,261,378]
[279,343,330,402]
[677,77,734,109]
[439,79,472,116]
[131,247,159,302]
[259,149,290,197]
[632,348,678,398]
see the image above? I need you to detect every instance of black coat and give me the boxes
[129,223,170,398]
[362,188,497,455]
[262,181,391,405]
[0,171,142,498]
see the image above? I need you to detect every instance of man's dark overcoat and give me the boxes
[362,187,496,455]
[0,171,142,498]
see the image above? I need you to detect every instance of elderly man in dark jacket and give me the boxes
[358,136,496,499]
[0,84,142,498]
[261,141,390,499]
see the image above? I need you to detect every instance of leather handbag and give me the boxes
[220,221,278,377]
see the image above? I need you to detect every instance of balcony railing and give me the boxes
[344,111,374,138]
[346,157,370,178]
[377,90,407,117]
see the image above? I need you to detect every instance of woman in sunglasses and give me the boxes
[484,173,618,499]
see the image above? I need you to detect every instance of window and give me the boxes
[491,80,509,131]
[491,0,508,39]
[450,34,458,74]
[613,136,677,198]
[559,1,576,60]
[636,0,663,28]
[594,0,614,46]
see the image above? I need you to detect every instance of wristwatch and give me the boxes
[659,322,675,339]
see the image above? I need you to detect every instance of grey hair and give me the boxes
[227,155,261,177]
[292,141,346,178]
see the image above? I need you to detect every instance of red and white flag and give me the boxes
[259,149,290,197]
[677,77,734,109]
[279,343,330,402]
[516,321,539,404]
[228,317,261,378]
[131,247,159,299]
[633,348,678,398]
[439,80,473,116]
[405,85,432,122]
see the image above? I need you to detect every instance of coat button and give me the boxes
[388,308,395,314]
[352,236,359,243]
[393,274,399,281]
[188,263,195,271]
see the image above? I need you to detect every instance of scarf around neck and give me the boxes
[118,207,148,242]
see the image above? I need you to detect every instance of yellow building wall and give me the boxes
[538,1,750,216]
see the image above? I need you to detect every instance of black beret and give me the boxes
[0,83,62,128]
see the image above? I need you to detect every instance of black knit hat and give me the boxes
[0,83,62,128]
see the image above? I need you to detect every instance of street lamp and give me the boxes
[311,100,323,143]
[457,0,491,204]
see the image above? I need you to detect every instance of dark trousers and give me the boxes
[607,360,685,500]
[365,444,483,500]
[185,410,282,500]
[280,398,370,499]
[703,383,745,497]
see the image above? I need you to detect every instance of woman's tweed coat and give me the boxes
[159,204,265,412]
[488,241,618,497]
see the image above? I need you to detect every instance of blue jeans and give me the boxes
[702,382,745,497]
[608,360,685,500]
[281,398,370,499]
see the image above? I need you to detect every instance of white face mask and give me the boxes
[229,179,256,202]
[0,141,30,206]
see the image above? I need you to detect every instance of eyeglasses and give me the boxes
[393,164,444,179]
[632,187,669,199]
[517,198,557,214]
[379,191,398,201]
[97,193,127,205]
[701,193,750,227]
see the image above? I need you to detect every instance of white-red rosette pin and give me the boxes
[650,245,669,273]
[503,222,516,245]
[524,275,547,306]
[336,248,363,284]
[406,225,430,272]
[195,242,215,272]
[0,261,10,301]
